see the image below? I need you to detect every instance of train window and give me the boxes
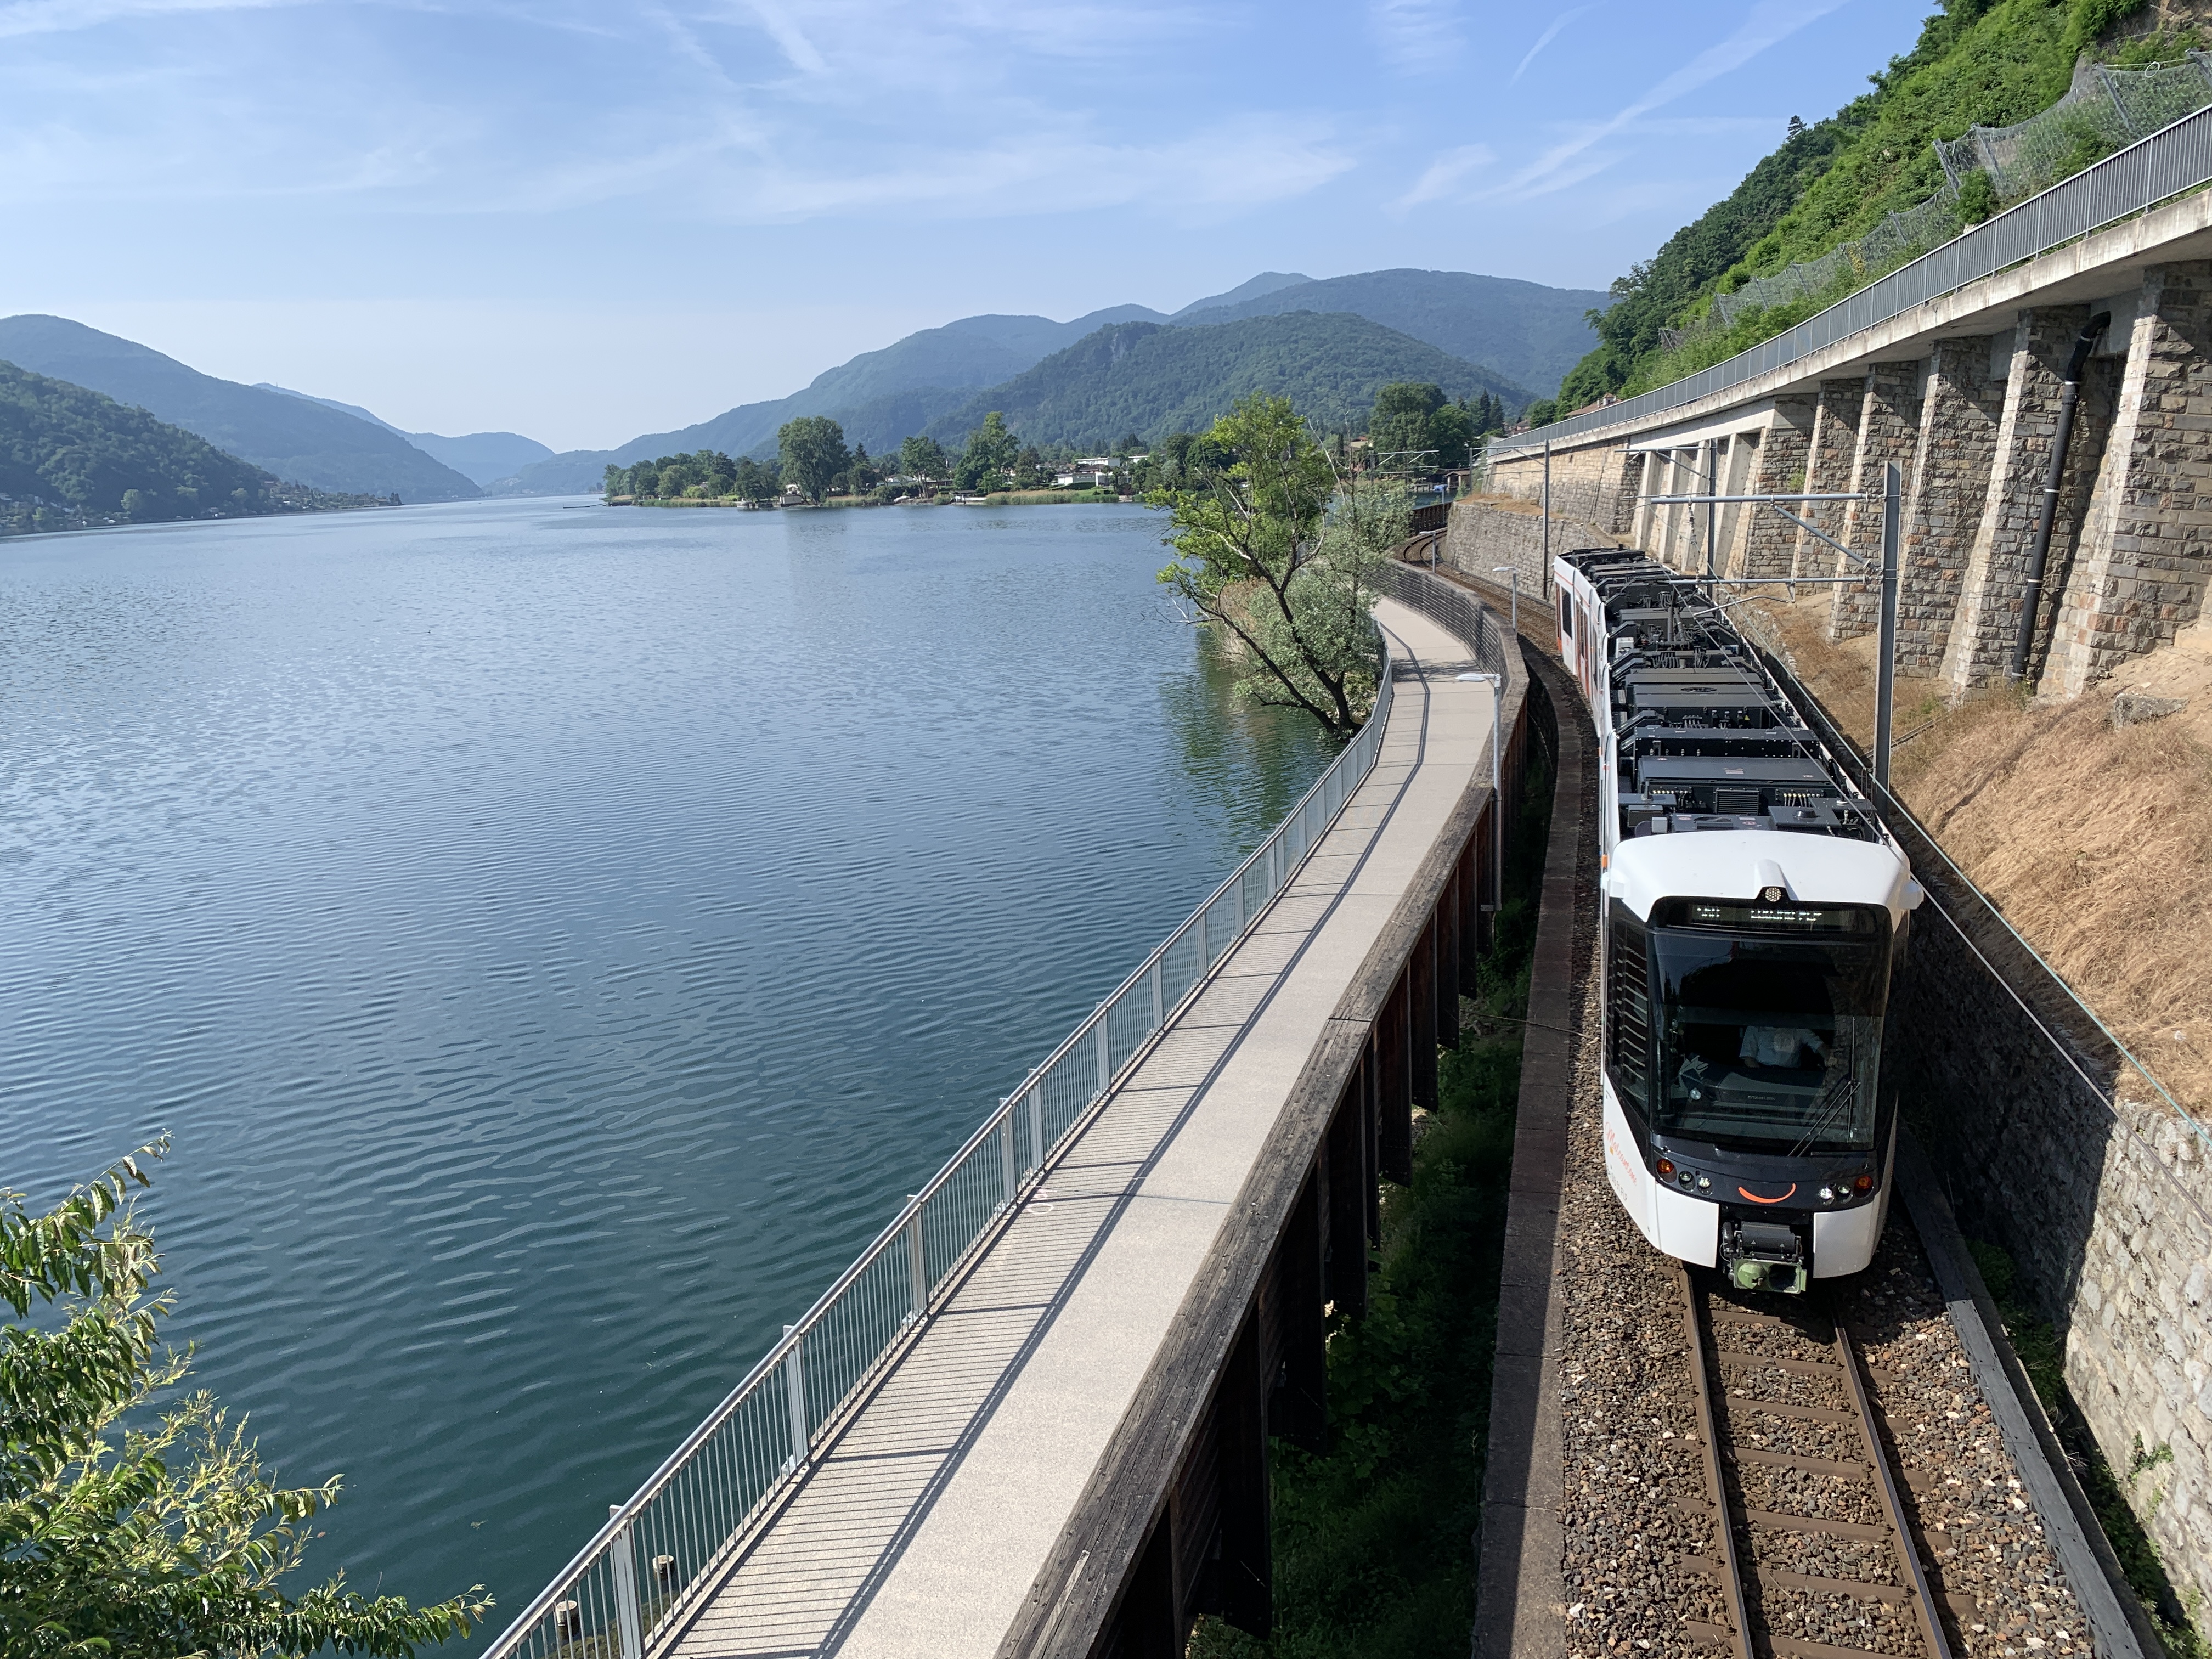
[1645,922,1890,1154]
[1559,591,1575,639]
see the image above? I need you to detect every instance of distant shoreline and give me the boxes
[608,487,1135,511]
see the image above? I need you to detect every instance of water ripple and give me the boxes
[0,498,1328,1630]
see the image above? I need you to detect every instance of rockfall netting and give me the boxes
[1708,54,2212,332]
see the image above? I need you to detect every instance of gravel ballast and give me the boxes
[1552,933,2097,1657]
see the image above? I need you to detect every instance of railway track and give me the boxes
[1674,1265,1968,1659]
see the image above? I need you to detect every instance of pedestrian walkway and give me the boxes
[666,596,1496,1658]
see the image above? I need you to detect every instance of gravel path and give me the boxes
[1551,919,2097,1658]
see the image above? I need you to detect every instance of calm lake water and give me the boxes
[0,497,1330,1630]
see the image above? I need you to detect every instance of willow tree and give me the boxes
[1154,394,1406,740]
[0,1145,490,1658]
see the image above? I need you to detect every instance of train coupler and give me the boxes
[1720,1220,1808,1295]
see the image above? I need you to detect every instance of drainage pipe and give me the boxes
[2008,312,2110,681]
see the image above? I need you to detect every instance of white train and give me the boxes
[1553,549,1925,1293]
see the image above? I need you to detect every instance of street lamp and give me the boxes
[1491,565,1519,637]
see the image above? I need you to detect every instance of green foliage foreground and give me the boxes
[1194,731,1555,1658]
[0,1147,489,1659]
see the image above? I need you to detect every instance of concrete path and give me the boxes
[667,597,1493,1659]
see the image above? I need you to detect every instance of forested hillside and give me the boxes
[0,316,482,501]
[1169,269,1607,396]
[496,267,1582,494]
[0,361,388,534]
[921,313,1532,453]
[1555,0,2197,411]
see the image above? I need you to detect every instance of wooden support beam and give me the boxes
[1438,864,1463,1051]
[1410,917,1438,1110]
[1214,1311,1273,1639]
[1323,1076,1369,1321]
[1268,1175,1327,1454]
[1378,974,1414,1184]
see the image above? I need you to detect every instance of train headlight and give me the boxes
[1696,1175,1711,1190]
[1819,1186,1837,1203]
[1854,1172,1874,1193]
[1657,1158,1675,1177]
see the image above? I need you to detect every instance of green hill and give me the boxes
[921,313,1534,453]
[1169,269,1607,394]
[494,268,1587,494]
[1557,0,2193,409]
[0,316,481,503]
[0,359,386,533]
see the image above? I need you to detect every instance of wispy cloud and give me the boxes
[1510,5,1592,84]
[1489,0,1848,199]
[1389,143,1494,211]
[1371,0,1463,74]
[0,0,300,39]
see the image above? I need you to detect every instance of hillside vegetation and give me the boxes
[1556,0,2194,410]
[0,315,481,502]
[0,360,388,533]
[499,268,1587,494]
[921,314,1531,453]
[1173,269,1607,398]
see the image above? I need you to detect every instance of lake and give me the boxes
[0,496,1331,1633]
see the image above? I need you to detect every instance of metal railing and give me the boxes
[1493,99,2212,455]
[482,634,1402,1659]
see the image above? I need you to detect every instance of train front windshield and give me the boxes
[1647,903,1890,1154]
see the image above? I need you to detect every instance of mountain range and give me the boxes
[1,359,392,531]
[254,383,555,486]
[916,313,1525,455]
[0,267,1607,505]
[0,316,483,503]
[495,268,1603,494]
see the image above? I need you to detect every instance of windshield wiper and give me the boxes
[1783,1035,1859,1159]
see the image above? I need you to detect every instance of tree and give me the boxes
[953,413,1019,491]
[896,435,947,482]
[732,456,777,504]
[1367,382,1448,475]
[1153,394,1398,740]
[777,416,850,503]
[0,1146,490,1657]
[602,463,628,499]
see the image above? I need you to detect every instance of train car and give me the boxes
[1553,548,1925,1293]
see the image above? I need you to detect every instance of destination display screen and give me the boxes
[1658,899,1883,934]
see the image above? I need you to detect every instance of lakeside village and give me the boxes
[602,385,1523,509]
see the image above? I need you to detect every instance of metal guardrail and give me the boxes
[1493,99,2212,455]
[483,631,1402,1659]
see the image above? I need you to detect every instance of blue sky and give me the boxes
[1,0,1930,450]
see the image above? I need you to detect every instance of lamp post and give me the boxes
[1492,565,1519,637]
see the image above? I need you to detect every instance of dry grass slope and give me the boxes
[1743,593,2212,1118]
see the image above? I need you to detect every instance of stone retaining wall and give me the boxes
[1435,498,1624,602]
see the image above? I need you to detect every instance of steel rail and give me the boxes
[1837,1322,1956,1659]
[1678,1268,1755,1659]
[479,620,1427,1659]
[1677,1268,1958,1659]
